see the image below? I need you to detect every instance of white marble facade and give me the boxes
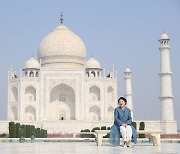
[7,22,117,123]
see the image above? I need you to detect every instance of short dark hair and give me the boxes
[118,97,127,105]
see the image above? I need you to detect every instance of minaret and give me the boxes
[124,67,133,120]
[159,33,177,133]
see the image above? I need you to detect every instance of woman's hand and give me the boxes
[122,123,127,127]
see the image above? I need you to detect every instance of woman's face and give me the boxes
[118,99,126,108]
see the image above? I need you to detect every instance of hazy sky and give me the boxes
[0,1,180,129]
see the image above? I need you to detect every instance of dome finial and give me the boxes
[60,12,63,24]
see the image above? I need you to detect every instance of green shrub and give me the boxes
[9,122,48,138]
[0,133,7,138]
[42,129,47,138]
[103,126,111,138]
[37,128,41,138]
[139,121,145,138]
[40,129,46,138]
[101,126,106,130]
[26,125,31,138]
[30,125,35,137]
[132,121,137,129]
[44,129,47,138]
[9,121,16,138]
[91,127,100,138]
[20,124,26,137]
[80,129,91,138]
[15,123,21,138]
[91,127,100,132]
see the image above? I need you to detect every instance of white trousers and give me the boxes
[120,125,132,142]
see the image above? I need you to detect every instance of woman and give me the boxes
[109,97,137,147]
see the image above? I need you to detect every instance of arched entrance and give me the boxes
[49,83,75,120]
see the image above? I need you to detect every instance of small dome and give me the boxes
[124,67,131,73]
[160,33,169,40]
[23,57,40,69]
[86,57,101,69]
[38,23,86,67]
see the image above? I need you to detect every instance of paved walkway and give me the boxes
[0,142,179,154]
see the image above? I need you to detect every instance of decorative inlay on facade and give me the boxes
[41,55,84,65]
[49,79,76,90]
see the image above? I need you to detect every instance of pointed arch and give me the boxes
[29,71,34,77]
[11,87,18,102]
[25,86,36,101]
[89,86,100,102]
[89,105,101,121]
[50,83,75,120]
[24,105,36,121]
[25,71,28,77]
[90,71,95,77]
[107,106,114,120]
[35,72,39,77]
[11,106,18,120]
[107,86,114,102]
[86,72,89,77]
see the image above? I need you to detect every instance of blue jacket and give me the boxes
[109,107,137,145]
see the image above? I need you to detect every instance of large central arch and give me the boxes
[49,83,75,120]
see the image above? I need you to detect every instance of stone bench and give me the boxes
[94,130,161,146]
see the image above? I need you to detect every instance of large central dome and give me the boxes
[38,23,86,68]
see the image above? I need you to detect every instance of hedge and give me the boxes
[139,121,145,138]
[8,122,47,138]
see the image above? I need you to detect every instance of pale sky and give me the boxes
[0,0,180,129]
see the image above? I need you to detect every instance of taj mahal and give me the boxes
[8,20,117,122]
[0,15,177,135]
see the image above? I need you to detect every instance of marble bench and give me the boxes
[94,130,161,146]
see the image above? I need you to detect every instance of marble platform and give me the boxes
[0,142,179,154]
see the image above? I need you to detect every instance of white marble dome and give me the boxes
[160,33,169,40]
[23,57,40,69]
[38,23,86,67]
[124,67,131,73]
[86,57,101,69]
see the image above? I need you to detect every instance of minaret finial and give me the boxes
[60,12,63,24]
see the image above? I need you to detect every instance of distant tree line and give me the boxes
[9,121,47,138]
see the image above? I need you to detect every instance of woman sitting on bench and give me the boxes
[109,97,137,147]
